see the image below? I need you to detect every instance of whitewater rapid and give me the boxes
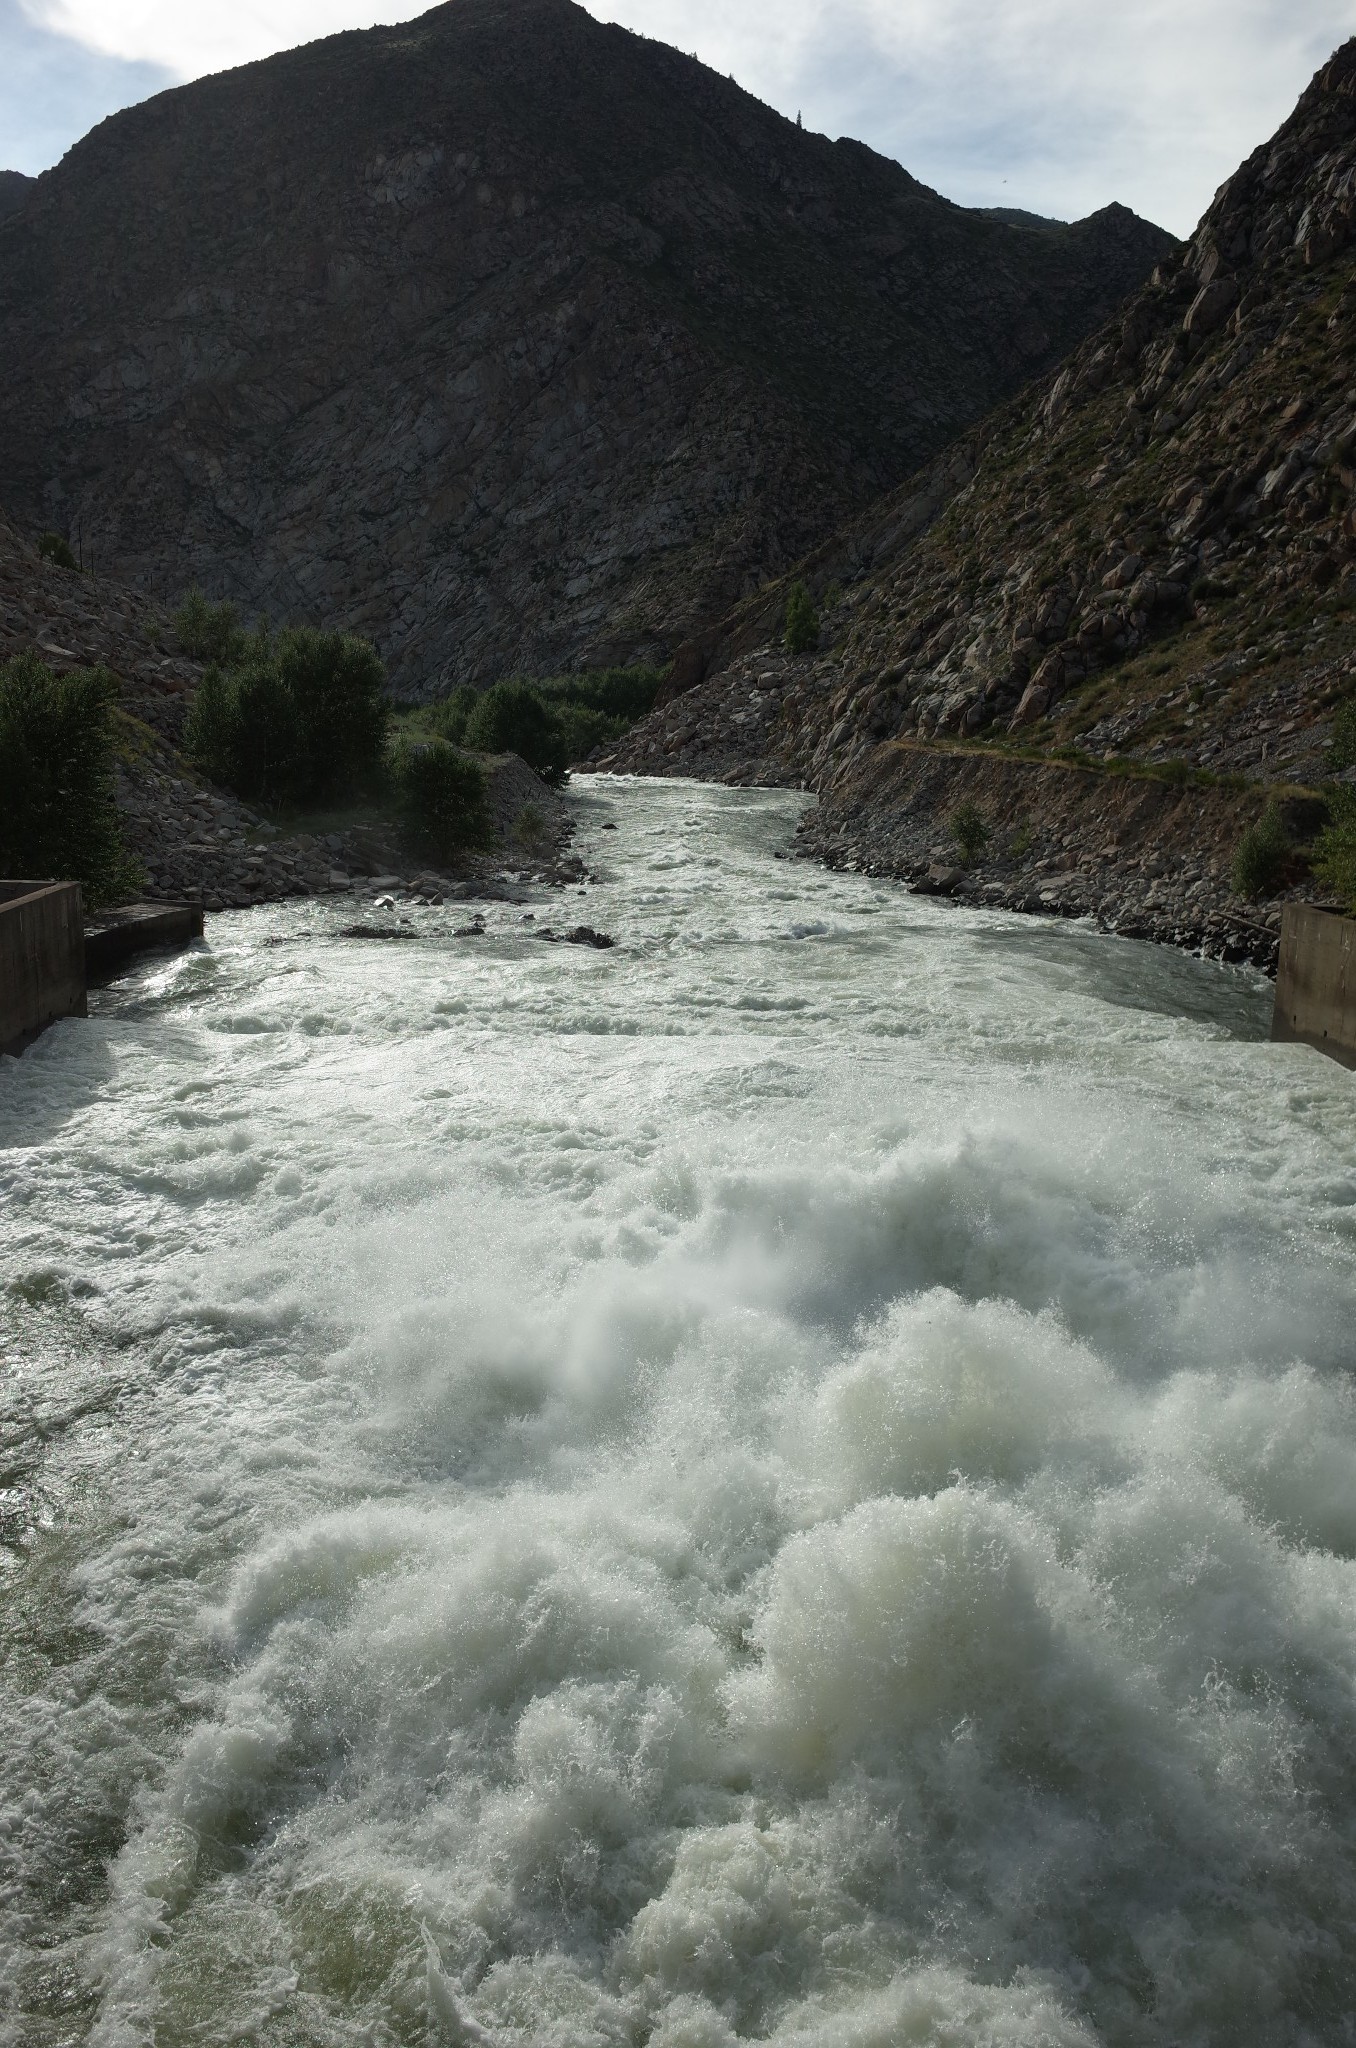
[2,777,1355,2048]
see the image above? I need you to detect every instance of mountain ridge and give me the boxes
[0,0,1170,692]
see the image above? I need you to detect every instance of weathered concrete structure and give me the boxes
[1272,904,1356,1070]
[0,880,86,1056]
[85,902,204,982]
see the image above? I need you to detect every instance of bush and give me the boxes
[393,740,491,860]
[37,532,78,571]
[175,588,249,665]
[428,685,480,747]
[1330,695,1356,773]
[513,802,548,848]
[184,628,388,806]
[784,582,820,656]
[1313,789,1356,911]
[540,668,663,721]
[950,799,990,864]
[1232,803,1290,899]
[0,654,141,907]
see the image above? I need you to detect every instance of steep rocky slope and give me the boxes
[0,0,1168,694]
[611,39,1356,962]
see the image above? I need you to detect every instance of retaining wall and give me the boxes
[1272,904,1356,1070]
[0,880,87,1056]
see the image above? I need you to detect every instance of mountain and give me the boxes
[0,171,35,219]
[0,0,1170,694]
[610,38,1356,958]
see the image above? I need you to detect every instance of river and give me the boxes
[3,776,1355,2048]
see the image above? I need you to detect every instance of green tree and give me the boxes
[950,800,990,864]
[784,582,820,656]
[1329,695,1356,773]
[184,628,388,806]
[175,588,248,665]
[465,682,570,783]
[1313,790,1356,912]
[0,655,141,906]
[37,532,78,571]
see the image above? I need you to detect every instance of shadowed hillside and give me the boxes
[0,0,1169,693]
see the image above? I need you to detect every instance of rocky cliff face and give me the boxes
[610,40,1356,956]
[0,0,1169,694]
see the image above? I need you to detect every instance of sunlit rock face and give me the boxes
[0,0,1170,692]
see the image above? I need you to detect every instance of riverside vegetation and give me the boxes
[0,516,655,909]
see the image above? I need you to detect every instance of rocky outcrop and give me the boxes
[0,172,34,220]
[610,39,1356,948]
[0,0,1169,696]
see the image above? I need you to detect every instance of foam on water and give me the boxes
[2,779,1355,2047]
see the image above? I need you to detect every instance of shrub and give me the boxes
[1330,695,1356,773]
[428,685,480,747]
[1313,789,1356,912]
[513,802,548,848]
[393,741,491,860]
[950,799,990,864]
[184,628,388,806]
[0,654,141,907]
[541,668,664,721]
[784,582,820,656]
[175,588,249,665]
[1232,803,1290,899]
[37,532,78,571]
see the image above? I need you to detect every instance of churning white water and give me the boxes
[3,777,1356,2048]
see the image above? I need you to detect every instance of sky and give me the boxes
[2,0,1353,234]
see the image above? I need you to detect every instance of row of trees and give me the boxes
[0,581,668,902]
[176,593,663,859]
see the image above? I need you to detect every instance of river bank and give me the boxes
[599,639,1356,974]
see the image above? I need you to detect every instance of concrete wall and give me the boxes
[1272,904,1356,1070]
[0,881,87,1055]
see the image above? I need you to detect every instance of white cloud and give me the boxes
[16,0,1356,232]
[17,0,418,78]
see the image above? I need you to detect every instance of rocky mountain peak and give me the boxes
[0,0,1169,693]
